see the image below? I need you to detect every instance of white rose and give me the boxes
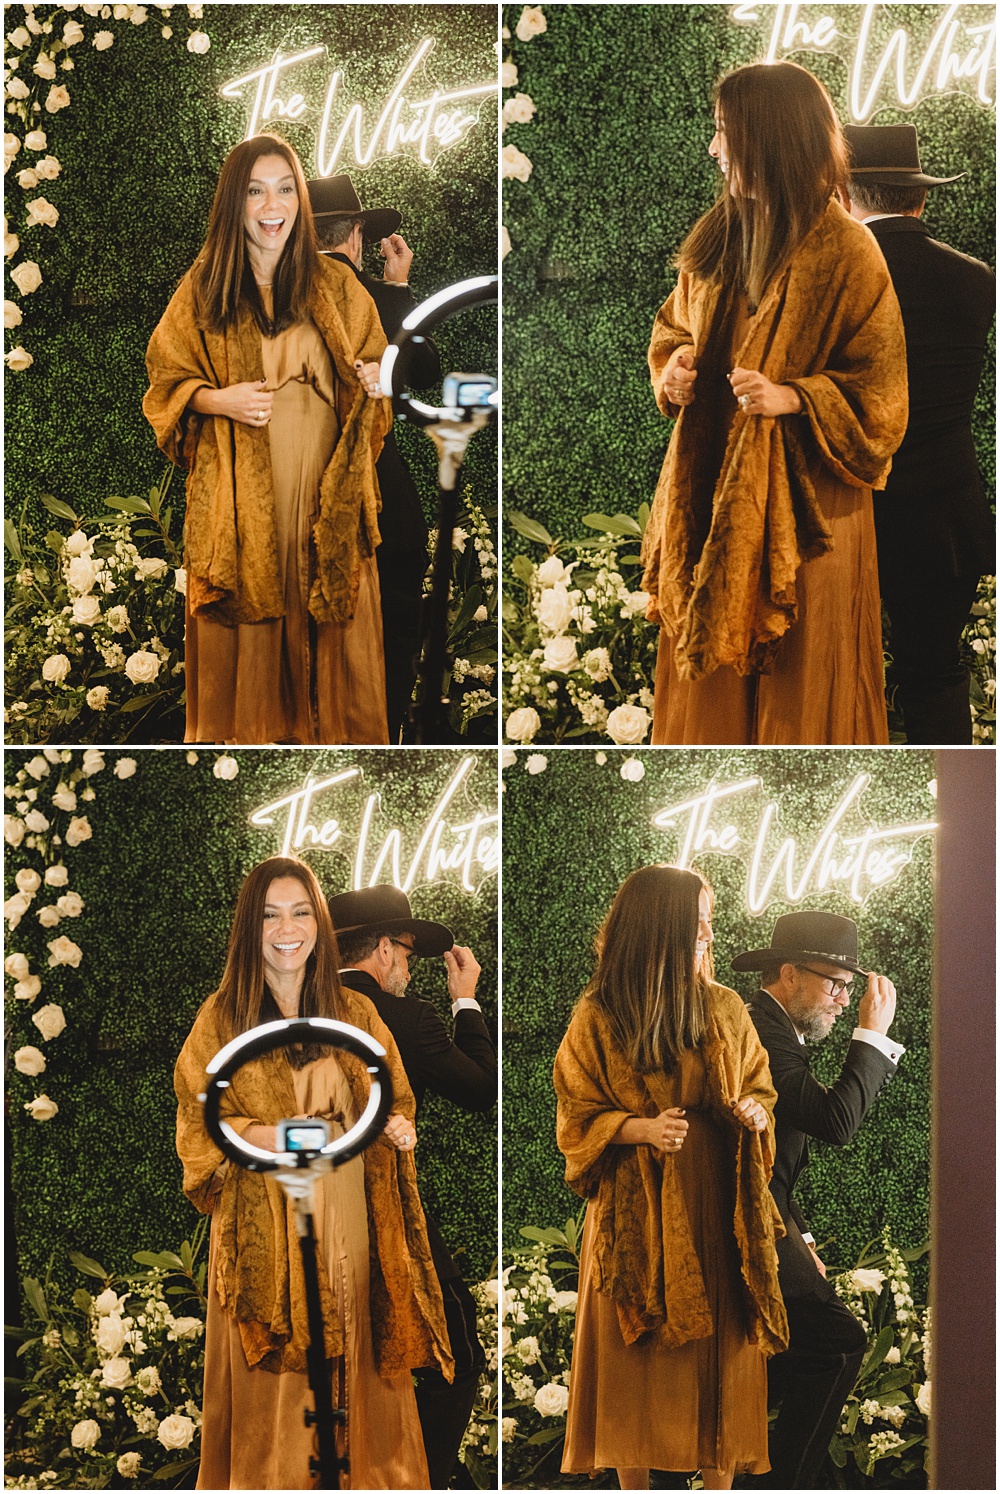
[65,815,92,846]
[63,19,85,45]
[71,593,101,625]
[3,298,22,328]
[157,1413,196,1450]
[37,905,61,928]
[45,84,71,111]
[915,1380,931,1417]
[606,703,651,746]
[64,529,90,556]
[516,4,548,40]
[5,953,30,980]
[4,231,20,260]
[94,1288,125,1316]
[473,604,488,623]
[533,1382,569,1417]
[536,584,573,633]
[124,650,161,685]
[70,1419,100,1449]
[525,753,547,775]
[47,935,82,968]
[501,59,518,87]
[884,1346,901,1364]
[620,757,645,782]
[44,863,69,886]
[213,755,239,781]
[93,29,114,49]
[24,809,50,832]
[480,1278,500,1306]
[105,604,129,633]
[4,816,26,847]
[32,1003,66,1040]
[34,153,61,180]
[56,891,84,917]
[174,567,187,596]
[134,1364,161,1396]
[86,686,110,711]
[502,92,537,127]
[6,77,30,98]
[186,30,209,53]
[16,163,39,188]
[501,748,517,769]
[67,554,97,594]
[536,554,569,586]
[621,589,651,618]
[129,4,149,21]
[501,224,511,259]
[850,1268,886,1295]
[505,706,541,743]
[15,975,42,1001]
[33,55,57,80]
[552,1289,578,1311]
[15,867,41,894]
[51,785,78,811]
[7,27,32,50]
[136,556,168,580]
[95,1313,127,1356]
[101,1356,133,1389]
[4,344,32,371]
[24,129,48,150]
[14,1045,46,1076]
[10,259,42,294]
[41,653,71,684]
[170,1316,203,1341]
[542,636,578,674]
[516,1334,540,1363]
[114,757,137,779]
[583,647,612,682]
[116,1453,142,1479]
[81,749,105,776]
[26,196,59,227]
[24,1093,59,1122]
[501,144,533,182]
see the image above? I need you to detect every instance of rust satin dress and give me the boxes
[561,1045,770,1479]
[652,298,888,746]
[197,1056,428,1491]
[184,289,389,745]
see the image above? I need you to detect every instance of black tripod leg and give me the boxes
[299,1211,347,1490]
[416,476,463,743]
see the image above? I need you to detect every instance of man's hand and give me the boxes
[662,348,697,408]
[444,945,480,1004]
[380,233,413,284]
[729,366,803,417]
[857,972,897,1035]
[807,1242,827,1278]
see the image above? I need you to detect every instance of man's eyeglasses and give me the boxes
[390,939,416,967]
[797,965,854,999]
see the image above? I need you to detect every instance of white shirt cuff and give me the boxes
[452,997,482,1016]
[852,1027,905,1064]
[801,1232,815,1246]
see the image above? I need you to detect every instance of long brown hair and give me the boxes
[191,134,319,336]
[677,62,848,311]
[212,856,342,1067]
[585,865,710,1074]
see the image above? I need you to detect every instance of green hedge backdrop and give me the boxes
[502,747,934,1276]
[502,3,996,542]
[6,747,498,1289]
[5,2,497,533]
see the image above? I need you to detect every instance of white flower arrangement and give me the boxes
[501,7,543,260]
[962,572,996,745]
[423,489,498,737]
[503,508,658,744]
[457,1275,499,1485]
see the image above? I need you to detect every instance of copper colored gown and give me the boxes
[184,290,389,745]
[196,1056,428,1491]
[561,1045,770,1478]
[652,298,888,746]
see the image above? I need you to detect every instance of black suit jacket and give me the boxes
[747,992,898,1298]
[866,215,995,573]
[338,968,497,1280]
[326,252,440,555]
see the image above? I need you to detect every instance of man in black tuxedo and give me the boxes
[329,885,497,1491]
[734,911,905,1488]
[309,175,442,743]
[839,125,995,745]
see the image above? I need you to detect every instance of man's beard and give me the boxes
[383,967,409,998]
[784,993,835,1044]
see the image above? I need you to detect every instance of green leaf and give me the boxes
[4,518,23,561]
[105,495,151,515]
[828,1435,847,1468]
[15,1338,41,1358]
[526,1426,566,1445]
[119,691,171,712]
[519,1226,565,1245]
[133,1249,184,1271]
[69,1251,109,1281]
[15,1394,45,1417]
[637,501,651,535]
[45,530,66,554]
[581,512,642,537]
[22,1278,48,1323]
[510,554,535,584]
[449,584,485,638]
[152,1457,200,1480]
[859,1325,894,1379]
[507,510,554,547]
[876,1366,918,1392]
[38,494,79,523]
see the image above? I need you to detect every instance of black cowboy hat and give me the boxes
[844,124,965,188]
[731,911,866,976]
[328,885,453,958]
[306,173,402,243]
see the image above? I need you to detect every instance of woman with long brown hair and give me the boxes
[174,857,452,1489]
[641,62,908,744]
[144,135,390,745]
[554,866,788,1489]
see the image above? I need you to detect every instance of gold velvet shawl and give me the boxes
[143,254,390,626]
[641,199,907,680]
[554,983,788,1356]
[173,987,453,1381]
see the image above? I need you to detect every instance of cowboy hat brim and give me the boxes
[731,945,866,975]
[849,168,967,188]
[334,914,453,959]
[312,205,403,242]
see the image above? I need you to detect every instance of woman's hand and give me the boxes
[731,1097,768,1132]
[728,367,802,417]
[646,1107,689,1154]
[383,1113,417,1152]
[190,380,274,427]
[354,359,384,400]
[241,1123,278,1151]
[662,349,697,408]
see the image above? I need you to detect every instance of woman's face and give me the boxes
[261,876,317,984]
[709,108,733,191]
[695,888,714,970]
[243,152,299,258]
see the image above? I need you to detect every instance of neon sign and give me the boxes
[652,773,935,914]
[249,756,498,896]
[221,38,497,173]
[731,3,996,121]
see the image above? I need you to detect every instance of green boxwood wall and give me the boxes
[6,747,498,1287]
[502,3,995,542]
[501,747,934,1275]
[5,3,497,533]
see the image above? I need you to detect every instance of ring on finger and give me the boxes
[739,393,752,409]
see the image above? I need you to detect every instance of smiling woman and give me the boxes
[142,134,391,747]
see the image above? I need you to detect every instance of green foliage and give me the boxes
[502,4,995,541]
[6,4,497,535]
[5,748,498,1295]
[501,749,934,1282]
